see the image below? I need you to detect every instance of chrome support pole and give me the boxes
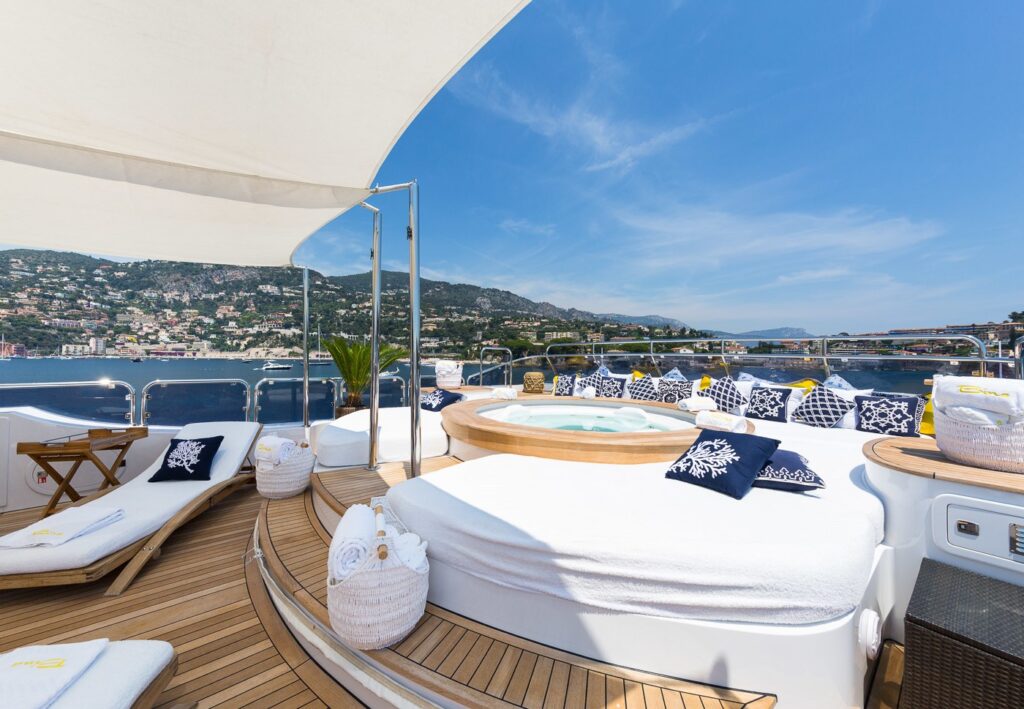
[360,202,383,471]
[407,181,422,477]
[302,267,310,428]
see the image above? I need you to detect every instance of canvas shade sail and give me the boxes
[0,0,528,266]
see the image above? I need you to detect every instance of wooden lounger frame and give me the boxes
[0,425,263,596]
[132,650,178,709]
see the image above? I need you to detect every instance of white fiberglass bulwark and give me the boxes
[0,0,528,266]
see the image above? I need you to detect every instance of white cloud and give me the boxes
[499,218,555,236]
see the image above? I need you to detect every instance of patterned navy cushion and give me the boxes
[576,371,603,392]
[150,435,224,482]
[791,386,854,428]
[753,449,825,492]
[702,376,748,414]
[745,386,793,423]
[666,430,781,499]
[854,394,923,436]
[420,388,464,412]
[553,374,577,397]
[658,380,694,404]
[595,375,627,399]
[626,374,659,401]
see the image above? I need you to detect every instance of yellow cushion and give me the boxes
[920,394,935,436]
[699,375,712,390]
[632,370,644,380]
[784,378,819,394]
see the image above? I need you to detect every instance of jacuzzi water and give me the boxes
[480,404,689,433]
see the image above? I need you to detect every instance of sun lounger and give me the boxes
[0,639,176,709]
[0,421,262,596]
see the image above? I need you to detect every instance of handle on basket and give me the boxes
[374,504,388,560]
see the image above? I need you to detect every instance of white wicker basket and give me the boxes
[434,360,463,389]
[256,446,314,499]
[327,498,428,650]
[934,408,1024,474]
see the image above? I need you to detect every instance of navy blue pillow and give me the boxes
[854,394,923,436]
[746,386,793,423]
[553,374,576,397]
[150,435,224,482]
[753,450,825,492]
[595,375,627,399]
[666,430,781,499]
[420,389,464,412]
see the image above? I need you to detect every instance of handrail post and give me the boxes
[407,181,422,477]
[302,267,310,428]
[361,202,383,471]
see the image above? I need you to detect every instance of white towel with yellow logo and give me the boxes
[0,507,124,549]
[0,638,108,708]
[254,435,297,472]
[932,375,1024,419]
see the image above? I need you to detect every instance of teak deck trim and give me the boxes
[0,425,263,596]
[863,435,1024,495]
[262,467,778,708]
[441,396,708,463]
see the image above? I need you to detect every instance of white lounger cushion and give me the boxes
[314,407,448,468]
[0,421,260,576]
[387,423,885,625]
[52,640,174,709]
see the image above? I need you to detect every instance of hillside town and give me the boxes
[0,250,1020,361]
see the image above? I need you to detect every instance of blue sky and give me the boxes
[306,2,1014,333]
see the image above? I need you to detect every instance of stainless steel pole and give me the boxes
[407,181,422,477]
[302,268,310,428]
[361,202,383,470]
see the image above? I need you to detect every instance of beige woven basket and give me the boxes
[934,408,1024,474]
[256,446,314,499]
[327,498,428,650]
[522,371,545,394]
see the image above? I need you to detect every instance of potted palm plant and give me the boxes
[324,337,408,417]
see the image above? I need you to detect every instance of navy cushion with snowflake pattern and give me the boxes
[553,374,576,397]
[150,435,224,482]
[745,386,793,422]
[665,429,781,499]
[854,395,923,436]
[753,449,825,492]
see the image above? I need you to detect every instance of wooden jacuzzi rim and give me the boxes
[441,396,712,463]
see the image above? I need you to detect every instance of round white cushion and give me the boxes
[314,406,449,468]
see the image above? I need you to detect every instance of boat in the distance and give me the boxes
[261,360,292,370]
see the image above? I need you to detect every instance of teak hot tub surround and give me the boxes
[440,396,740,464]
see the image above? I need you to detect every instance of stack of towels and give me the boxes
[0,507,124,549]
[254,435,299,473]
[0,638,109,708]
[694,410,747,433]
[328,504,428,583]
[933,375,1024,427]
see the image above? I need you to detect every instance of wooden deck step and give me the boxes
[260,475,777,709]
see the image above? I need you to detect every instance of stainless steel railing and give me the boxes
[0,379,136,423]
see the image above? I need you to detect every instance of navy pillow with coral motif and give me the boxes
[665,429,781,499]
[150,435,224,482]
[420,389,464,412]
[753,449,825,492]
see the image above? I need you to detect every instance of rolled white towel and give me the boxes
[933,375,1024,418]
[0,638,109,709]
[0,507,124,549]
[395,532,428,573]
[679,395,717,412]
[944,406,1012,427]
[254,436,297,467]
[578,386,597,400]
[328,504,376,581]
[491,387,517,400]
[695,410,747,433]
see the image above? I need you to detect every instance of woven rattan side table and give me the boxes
[902,559,1024,708]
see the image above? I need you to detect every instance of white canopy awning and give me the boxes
[0,0,528,265]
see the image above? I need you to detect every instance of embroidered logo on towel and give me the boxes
[958,385,1010,398]
[668,438,739,479]
[11,658,66,670]
[30,529,63,537]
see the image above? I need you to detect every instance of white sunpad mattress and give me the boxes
[387,421,886,625]
[0,421,260,576]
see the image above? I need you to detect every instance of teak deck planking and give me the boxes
[863,435,1024,495]
[0,488,357,708]
[264,466,778,708]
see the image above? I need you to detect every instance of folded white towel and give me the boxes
[395,533,428,573]
[695,410,747,433]
[944,406,1012,427]
[0,638,109,709]
[434,360,462,377]
[578,386,597,400]
[0,507,125,549]
[679,395,717,412]
[491,387,517,400]
[254,436,297,469]
[933,375,1024,418]
[328,504,376,581]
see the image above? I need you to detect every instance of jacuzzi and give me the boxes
[441,397,698,463]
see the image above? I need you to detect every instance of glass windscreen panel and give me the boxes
[256,379,336,424]
[145,381,248,426]
[0,383,132,423]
